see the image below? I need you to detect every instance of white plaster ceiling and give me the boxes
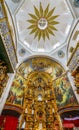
[4,0,79,63]
[14,0,74,53]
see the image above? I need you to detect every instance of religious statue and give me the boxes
[0,60,8,97]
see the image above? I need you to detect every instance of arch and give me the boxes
[3,56,78,118]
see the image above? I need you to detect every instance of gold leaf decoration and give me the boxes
[27,3,59,41]
[46,7,55,18]
[34,6,40,18]
[40,3,43,17]
[44,4,49,17]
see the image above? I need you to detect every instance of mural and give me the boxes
[7,57,65,107]
[6,57,78,109]
[53,73,78,109]
[18,57,65,80]
[7,74,26,106]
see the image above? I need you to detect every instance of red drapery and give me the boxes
[63,122,74,128]
[3,116,18,130]
[0,116,5,127]
[63,118,79,128]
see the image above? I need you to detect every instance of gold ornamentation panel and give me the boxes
[27,3,59,41]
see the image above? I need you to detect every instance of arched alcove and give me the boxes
[2,56,78,130]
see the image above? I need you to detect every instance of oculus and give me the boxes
[12,0,21,3]
[58,50,65,58]
[74,0,79,7]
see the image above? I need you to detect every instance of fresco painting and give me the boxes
[53,74,77,109]
[18,57,65,80]
[6,57,78,108]
[7,57,65,107]
[7,74,26,106]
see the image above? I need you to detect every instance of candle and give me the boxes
[32,109,34,114]
[52,108,54,113]
[25,108,28,113]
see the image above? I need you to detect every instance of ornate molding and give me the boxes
[4,103,23,114]
[67,43,79,72]
[0,0,18,72]
[67,43,79,94]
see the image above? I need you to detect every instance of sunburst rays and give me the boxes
[27,3,59,41]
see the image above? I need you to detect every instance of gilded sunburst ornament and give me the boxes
[27,3,59,41]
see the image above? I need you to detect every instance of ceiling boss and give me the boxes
[27,3,59,41]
